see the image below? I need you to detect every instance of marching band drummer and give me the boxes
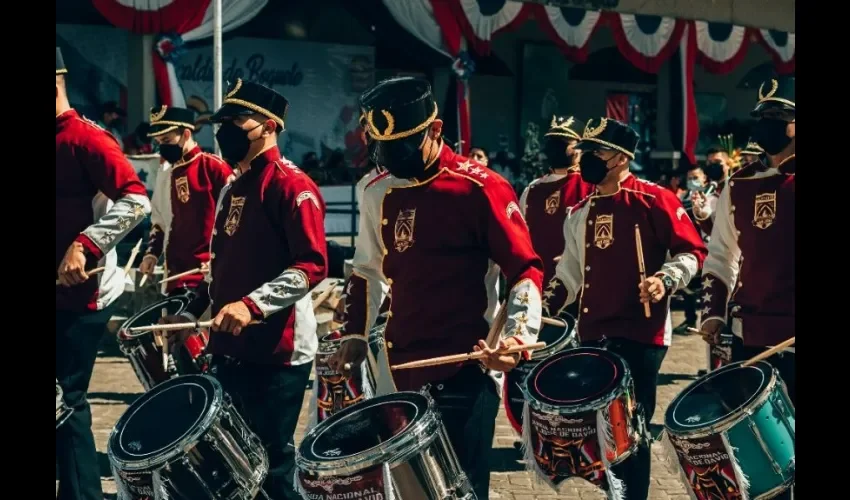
[544,118,707,500]
[330,77,544,500]
[162,79,328,500]
[519,115,593,288]
[138,105,233,297]
[700,76,796,406]
[56,47,152,500]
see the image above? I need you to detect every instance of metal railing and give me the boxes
[324,183,359,247]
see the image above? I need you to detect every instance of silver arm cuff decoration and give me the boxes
[502,278,542,346]
[82,193,151,254]
[246,268,310,318]
[659,253,698,294]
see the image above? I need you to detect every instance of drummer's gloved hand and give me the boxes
[475,338,521,372]
[329,337,367,378]
[139,254,158,277]
[212,300,254,336]
[699,318,725,345]
[160,315,194,347]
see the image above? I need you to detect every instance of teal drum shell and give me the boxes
[664,361,795,499]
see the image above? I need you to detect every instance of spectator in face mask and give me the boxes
[690,146,730,235]
[685,165,706,193]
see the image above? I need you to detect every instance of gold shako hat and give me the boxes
[210,78,289,130]
[147,105,196,137]
[56,47,67,75]
[751,76,795,116]
[576,118,640,159]
[359,77,439,142]
[545,115,584,140]
[741,138,764,156]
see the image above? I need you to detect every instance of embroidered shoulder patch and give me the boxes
[506,201,523,221]
[676,206,687,221]
[296,190,320,209]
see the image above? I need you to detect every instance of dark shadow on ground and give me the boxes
[657,373,698,386]
[88,392,142,405]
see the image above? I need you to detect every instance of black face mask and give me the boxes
[159,143,184,164]
[543,138,575,170]
[752,118,792,156]
[704,161,726,182]
[579,154,614,185]
[215,122,262,164]
[371,131,428,179]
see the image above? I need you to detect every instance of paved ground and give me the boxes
[78,311,701,500]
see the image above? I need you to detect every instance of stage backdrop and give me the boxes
[176,38,375,168]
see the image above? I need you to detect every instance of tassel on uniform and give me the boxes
[596,408,626,500]
[152,471,171,499]
[111,465,133,500]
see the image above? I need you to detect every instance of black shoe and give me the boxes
[673,322,695,336]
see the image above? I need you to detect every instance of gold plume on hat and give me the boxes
[758,79,778,103]
[150,105,167,123]
[549,115,576,133]
[583,118,607,139]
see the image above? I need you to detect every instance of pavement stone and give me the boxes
[75,312,704,499]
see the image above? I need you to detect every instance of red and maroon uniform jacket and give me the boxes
[146,146,232,292]
[702,157,795,348]
[545,174,707,346]
[337,144,544,392]
[56,109,151,312]
[520,168,594,286]
[183,148,328,366]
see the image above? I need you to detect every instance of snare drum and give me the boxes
[665,360,795,499]
[56,379,73,429]
[118,296,210,391]
[309,320,388,428]
[108,374,268,500]
[504,313,577,434]
[296,391,475,500]
[520,348,641,496]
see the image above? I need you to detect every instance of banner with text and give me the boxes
[177,38,374,167]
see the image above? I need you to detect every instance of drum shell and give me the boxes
[109,375,268,500]
[118,297,209,391]
[665,361,795,498]
[296,392,474,500]
[504,314,577,434]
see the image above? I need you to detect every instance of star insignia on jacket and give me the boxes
[345,282,353,295]
[702,277,714,288]
[702,293,712,303]
[117,217,132,231]
[547,279,561,290]
[700,306,711,316]
[543,289,554,299]
[457,160,472,172]
[516,313,528,326]
[518,292,530,305]
[132,205,146,219]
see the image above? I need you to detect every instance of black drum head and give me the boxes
[526,348,626,408]
[121,297,191,339]
[666,361,772,434]
[300,392,427,462]
[109,375,220,466]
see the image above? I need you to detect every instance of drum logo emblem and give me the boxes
[127,441,142,452]
[323,448,342,457]
[545,190,561,215]
[224,196,246,236]
[753,191,777,229]
[393,209,416,253]
[685,415,701,423]
[175,176,190,203]
[593,214,614,249]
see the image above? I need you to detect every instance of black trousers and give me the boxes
[731,336,796,500]
[55,303,116,500]
[211,357,311,500]
[587,338,668,500]
[426,365,500,500]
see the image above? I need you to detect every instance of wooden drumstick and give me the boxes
[541,317,564,327]
[159,266,205,285]
[160,307,169,370]
[128,320,213,334]
[634,224,651,319]
[312,280,341,311]
[390,342,547,371]
[55,267,106,285]
[123,239,143,277]
[484,303,509,348]
[742,337,795,367]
